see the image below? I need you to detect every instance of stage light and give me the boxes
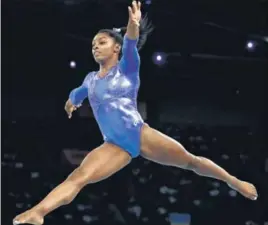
[247,41,254,48]
[152,52,167,66]
[70,61,76,68]
[246,41,257,52]
[156,55,162,61]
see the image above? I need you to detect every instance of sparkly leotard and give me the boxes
[69,36,144,157]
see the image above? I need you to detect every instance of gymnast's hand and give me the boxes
[128,1,142,26]
[64,99,81,119]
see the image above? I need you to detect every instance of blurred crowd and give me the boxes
[2,118,267,225]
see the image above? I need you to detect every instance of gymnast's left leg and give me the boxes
[140,124,258,200]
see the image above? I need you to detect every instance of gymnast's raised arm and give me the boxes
[119,2,153,74]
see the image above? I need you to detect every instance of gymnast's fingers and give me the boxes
[137,1,141,10]
[128,6,133,20]
[132,1,137,13]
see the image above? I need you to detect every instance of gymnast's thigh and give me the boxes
[72,143,132,185]
[140,124,194,167]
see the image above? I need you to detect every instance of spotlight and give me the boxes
[70,61,76,68]
[246,41,256,52]
[247,42,253,48]
[156,55,162,61]
[152,52,167,66]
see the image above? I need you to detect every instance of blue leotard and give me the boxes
[69,36,144,157]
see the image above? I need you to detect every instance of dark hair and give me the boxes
[98,14,153,51]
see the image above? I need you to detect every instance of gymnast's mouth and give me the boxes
[94,51,101,56]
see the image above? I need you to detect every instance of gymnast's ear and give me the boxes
[114,43,121,53]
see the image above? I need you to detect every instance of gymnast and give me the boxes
[13,2,257,224]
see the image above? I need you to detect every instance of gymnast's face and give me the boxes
[92,33,121,63]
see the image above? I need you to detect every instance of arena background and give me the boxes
[2,0,268,224]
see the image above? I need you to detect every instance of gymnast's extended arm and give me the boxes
[65,75,89,118]
[69,84,88,106]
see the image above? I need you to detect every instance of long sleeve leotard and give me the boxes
[69,36,144,157]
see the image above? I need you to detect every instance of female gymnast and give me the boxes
[13,2,258,224]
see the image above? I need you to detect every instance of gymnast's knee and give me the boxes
[66,166,96,188]
[184,154,201,171]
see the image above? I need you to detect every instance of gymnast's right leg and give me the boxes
[13,143,131,225]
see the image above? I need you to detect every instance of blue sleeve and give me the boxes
[69,75,89,106]
[119,36,140,74]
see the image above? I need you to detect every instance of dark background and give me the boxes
[2,0,268,225]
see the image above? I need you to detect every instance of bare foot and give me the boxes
[13,210,44,225]
[228,177,258,200]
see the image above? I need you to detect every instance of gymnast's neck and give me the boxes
[98,57,119,77]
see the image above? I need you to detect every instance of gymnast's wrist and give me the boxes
[128,19,140,28]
